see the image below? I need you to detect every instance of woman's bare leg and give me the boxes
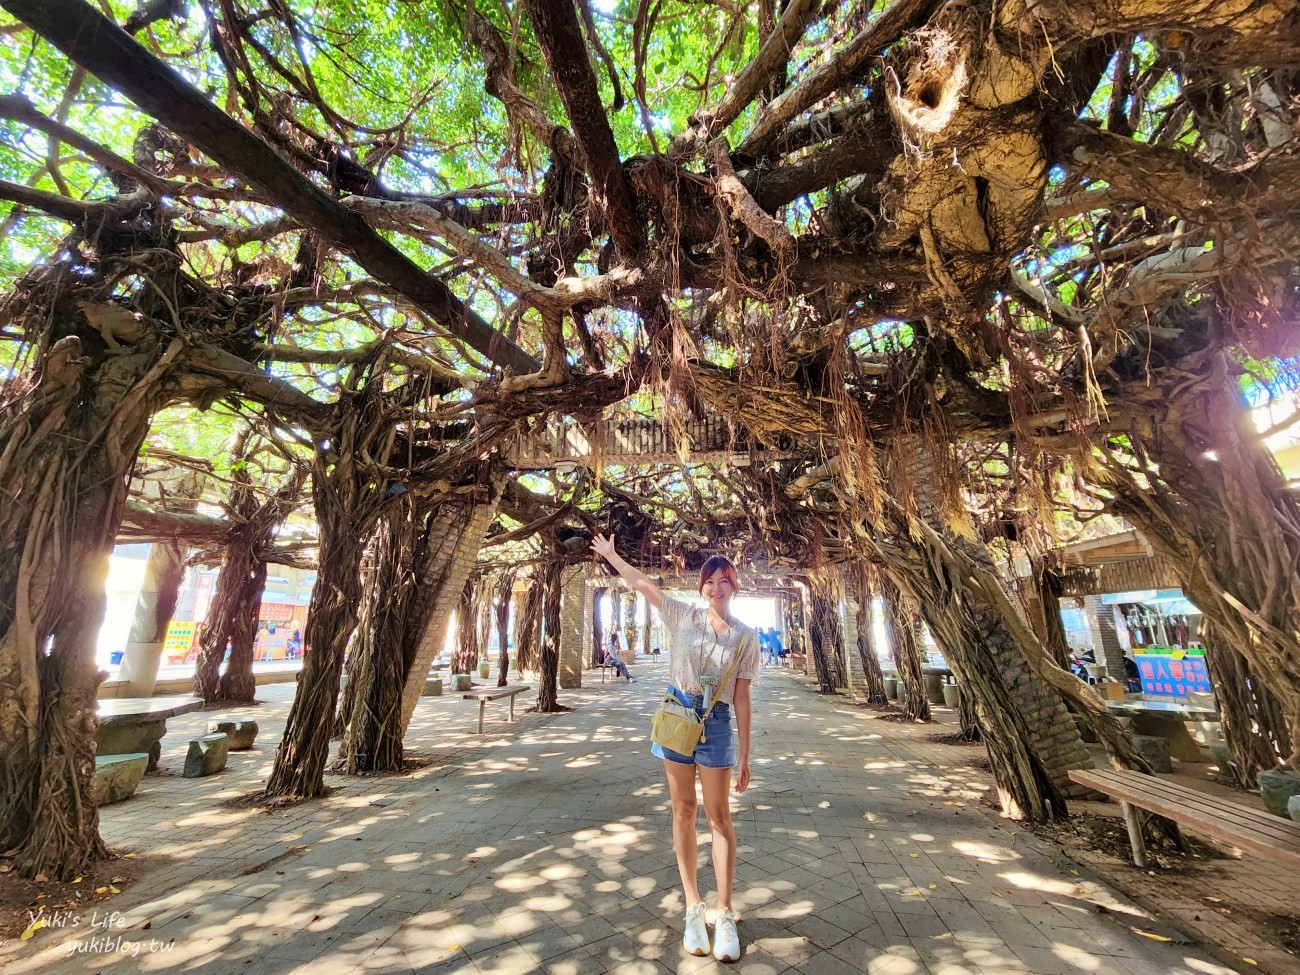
[663,760,702,905]
[698,765,736,909]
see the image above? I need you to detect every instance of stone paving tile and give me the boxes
[0,666,1256,975]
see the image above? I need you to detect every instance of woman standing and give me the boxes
[590,534,760,962]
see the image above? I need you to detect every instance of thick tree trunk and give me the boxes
[454,577,483,675]
[641,593,652,657]
[265,381,392,799]
[1204,624,1292,788]
[515,581,543,675]
[0,293,178,879]
[1100,352,1300,765]
[535,561,563,712]
[850,563,889,705]
[881,577,931,721]
[877,541,1068,820]
[805,571,847,693]
[193,451,302,703]
[194,545,266,702]
[958,684,982,742]
[334,502,417,773]
[494,570,515,687]
[265,519,368,796]
[1031,559,1073,670]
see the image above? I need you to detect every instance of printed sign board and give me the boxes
[1135,653,1212,697]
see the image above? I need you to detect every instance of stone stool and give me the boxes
[423,677,443,697]
[184,733,229,777]
[93,753,149,805]
[1132,734,1173,773]
[207,719,259,750]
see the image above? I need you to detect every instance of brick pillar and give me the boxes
[1084,595,1127,678]
[558,568,587,689]
[839,565,870,700]
[398,496,499,735]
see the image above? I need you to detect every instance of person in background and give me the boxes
[759,628,777,667]
[768,628,784,667]
[605,632,635,682]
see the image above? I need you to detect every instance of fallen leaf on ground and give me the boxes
[20,918,48,941]
[1130,928,1171,942]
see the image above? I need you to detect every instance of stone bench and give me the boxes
[461,684,530,734]
[206,719,259,750]
[93,753,149,805]
[183,733,229,777]
[96,696,203,772]
[1132,734,1173,773]
[423,677,443,696]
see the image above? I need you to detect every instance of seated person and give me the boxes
[1123,652,1142,692]
[604,635,635,682]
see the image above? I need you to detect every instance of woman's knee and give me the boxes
[703,802,733,833]
[671,796,698,822]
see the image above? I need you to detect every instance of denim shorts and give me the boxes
[651,685,737,769]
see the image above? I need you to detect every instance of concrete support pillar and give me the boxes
[559,568,587,689]
[118,540,187,696]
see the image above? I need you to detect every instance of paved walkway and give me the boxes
[4,662,1244,975]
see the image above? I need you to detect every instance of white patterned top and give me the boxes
[661,596,760,705]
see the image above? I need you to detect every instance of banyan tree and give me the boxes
[2,0,1299,879]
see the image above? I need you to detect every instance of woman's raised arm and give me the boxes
[590,533,666,613]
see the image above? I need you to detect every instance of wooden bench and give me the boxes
[462,684,530,734]
[591,663,616,684]
[1069,767,1300,869]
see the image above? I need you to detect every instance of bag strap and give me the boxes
[699,629,745,725]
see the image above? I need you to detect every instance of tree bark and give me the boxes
[1099,351,1300,765]
[334,501,419,773]
[805,570,847,693]
[454,576,483,675]
[0,289,178,879]
[515,581,543,676]
[265,372,394,800]
[1204,624,1292,788]
[880,577,931,721]
[1031,559,1073,670]
[535,560,564,712]
[494,570,515,687]
[850,563,890,705]
[193,451,303,704]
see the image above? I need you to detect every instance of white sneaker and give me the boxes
[713,907,740,962]
[683,902,710,956]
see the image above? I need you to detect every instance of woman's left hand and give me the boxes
[735,760,750,793]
